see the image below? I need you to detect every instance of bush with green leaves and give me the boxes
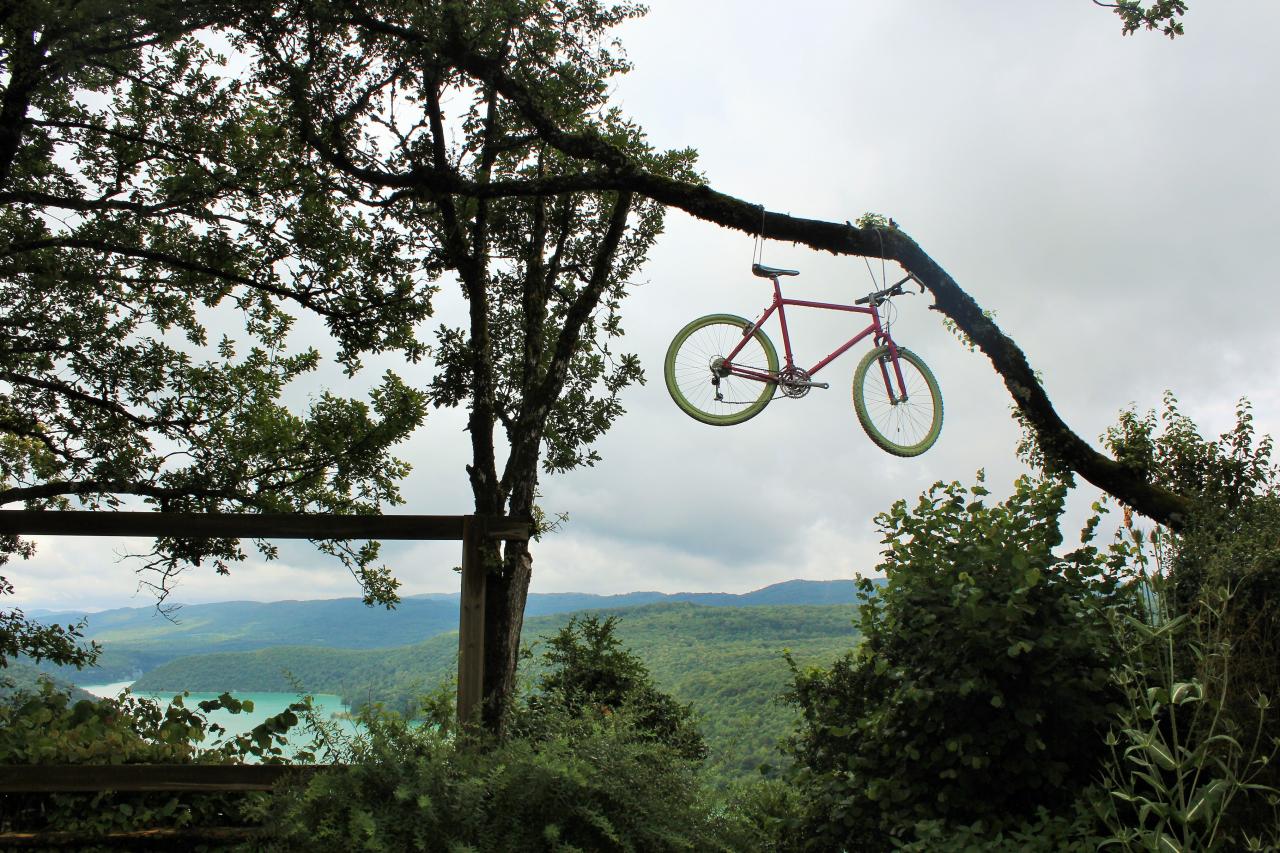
[1090,539,1280,851]
[892,803,1104,853]
[785,474,1135,851]
[267,618,723,852]
[527,614,708,763]
[267,710,725,853]
[0,679,312,838]
[707,777,808,853]
[1104,396,1280,840]
[1107,396,1280,740]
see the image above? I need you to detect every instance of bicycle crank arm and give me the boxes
[783,379,829,390]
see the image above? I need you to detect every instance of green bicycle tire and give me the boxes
[851,345,943,456]
[664,314,779,426]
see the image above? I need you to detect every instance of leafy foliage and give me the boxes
[0,1,431,603]
[893,804,1104,853]
[1104,394,1280,843]
[266,614,729,852]
[1094,0,1188,38]
[786,475,1134,850]
[268,710,723,853]
[0,679,314,837]
[1,575,99,670]
[1096,579,1280,852]
[528,614,707,763]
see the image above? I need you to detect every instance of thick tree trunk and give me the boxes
[479,538,533,734]
[0,28,42,190]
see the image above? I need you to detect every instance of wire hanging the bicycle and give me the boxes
[663,258,942,457]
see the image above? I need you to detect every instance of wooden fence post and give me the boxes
[457,515,486,726]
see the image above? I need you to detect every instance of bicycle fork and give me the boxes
[877,347,910,405]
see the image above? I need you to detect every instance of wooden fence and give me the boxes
[0,509,530,846]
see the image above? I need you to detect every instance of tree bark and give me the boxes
[480,538,532,733]
[479,192,636,732]
[0,27,44,190]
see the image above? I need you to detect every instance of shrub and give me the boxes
[267,614,723,851]
[786,475,1134,851]
[1093,547,1280,851]
[1105,395,1280,835]
[528,614,708,763]
[709,777,807,852]
[268,709,726,852]
[0,679,310,839]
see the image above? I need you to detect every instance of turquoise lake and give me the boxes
[81,682,364,757]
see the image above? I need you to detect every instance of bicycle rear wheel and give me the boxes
[851,345,943,456]
[665,314,778,426]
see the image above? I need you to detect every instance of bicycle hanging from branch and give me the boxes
[664,263,943,457]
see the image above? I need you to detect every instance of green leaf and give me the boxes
[1185,780,1225,824]
[1144,740,1178,772]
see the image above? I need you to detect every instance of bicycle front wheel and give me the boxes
[664,314,779,426]
[852,345,943,456]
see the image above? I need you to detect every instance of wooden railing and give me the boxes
[0,763,331,847]
[0,509,529,722]
[0,509,530,845]
[0,763,324,792]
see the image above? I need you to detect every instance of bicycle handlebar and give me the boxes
[855,273,924,306]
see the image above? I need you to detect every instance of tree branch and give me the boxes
[425,28,1193,527]
[0,370,170,429]
[0,479,242,507]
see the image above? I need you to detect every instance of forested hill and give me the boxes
[0,662,97,703]
[132,601,863,782]
[41,579,863,683]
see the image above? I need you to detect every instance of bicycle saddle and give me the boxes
[751,263,799,278]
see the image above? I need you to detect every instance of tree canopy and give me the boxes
[0,0,433,603]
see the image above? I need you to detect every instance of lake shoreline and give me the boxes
[78,683,363,755]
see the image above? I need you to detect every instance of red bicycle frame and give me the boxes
[720,277,912,400]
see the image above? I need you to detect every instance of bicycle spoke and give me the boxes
[852,347,943,456]
[665,315,778,425]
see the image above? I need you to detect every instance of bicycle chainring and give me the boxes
[779,366,812,399]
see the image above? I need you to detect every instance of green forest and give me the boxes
[32,579,858,683]
[127,601,862,783]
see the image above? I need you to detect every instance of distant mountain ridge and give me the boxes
[36,579,866,683]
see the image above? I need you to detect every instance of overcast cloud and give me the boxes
[14,1,1280,613]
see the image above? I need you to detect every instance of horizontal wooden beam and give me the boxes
[0,827,262,849]
[0,763,329,793]
[0,510,529,541]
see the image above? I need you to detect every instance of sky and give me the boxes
[14,1,1280,613]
